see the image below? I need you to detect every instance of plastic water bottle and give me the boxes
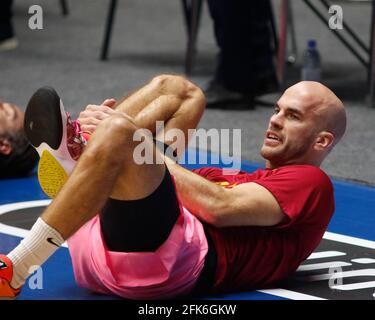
[301,40,321,81]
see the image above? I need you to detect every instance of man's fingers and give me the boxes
[78,102,121,134]
[101,98,117,108]
[78,117,101,126]
[81,106,117,118]
[86,102,116,112]
[80,124,97,134]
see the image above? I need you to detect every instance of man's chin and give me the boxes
[261,145,276,159]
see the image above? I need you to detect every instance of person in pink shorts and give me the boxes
[0,75,346,299]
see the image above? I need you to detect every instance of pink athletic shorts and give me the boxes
[67,206,208,299]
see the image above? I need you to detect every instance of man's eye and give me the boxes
[274,109,279,114]
[288,114,299,120]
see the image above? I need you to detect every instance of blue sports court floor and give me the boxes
[0,151,374,300]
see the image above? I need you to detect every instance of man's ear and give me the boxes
[0,137,12,155]
[314,131,334,151]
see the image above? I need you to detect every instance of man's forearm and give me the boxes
[165,158,226,226]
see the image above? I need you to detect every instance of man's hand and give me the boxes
[77,99,121,134]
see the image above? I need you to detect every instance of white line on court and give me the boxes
[0,200,51,215]
[297,261,352,272]
[307,251,346,260]
[0,200,66,247]
[257,288,326,300]
[324,231,375,249]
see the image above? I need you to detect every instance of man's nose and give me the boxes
[270,113,283,129]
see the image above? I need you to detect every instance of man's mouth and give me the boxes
[265,131,282,145]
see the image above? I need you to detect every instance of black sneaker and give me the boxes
[204,81,255,110]
[24,87,77,198]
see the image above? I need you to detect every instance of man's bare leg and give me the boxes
[5,114,164,290]
[4,75,205,291]
[41,115,154,238]
[47,75,206,233]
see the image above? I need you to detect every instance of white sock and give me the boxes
[7,217,65,289]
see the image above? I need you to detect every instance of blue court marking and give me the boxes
[0,151,374,300]
[328,179,375,241]
[0,175,48,205]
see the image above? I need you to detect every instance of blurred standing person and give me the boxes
[205,0,278,109]
[0,0,18,51]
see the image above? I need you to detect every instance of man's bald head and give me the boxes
[285,81,346,147]
[261,81,346,168]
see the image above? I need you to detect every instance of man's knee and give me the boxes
[151,74,205,108]
[108,113,137,134]
[151,74,185,88]
[151,74,194,96]
[86,114,138,158]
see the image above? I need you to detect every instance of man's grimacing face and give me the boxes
[260,85,327,168]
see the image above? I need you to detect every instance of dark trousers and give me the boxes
[0,0,13,41]
[207,0,275,93]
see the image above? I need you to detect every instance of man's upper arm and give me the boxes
[216,182,288,227]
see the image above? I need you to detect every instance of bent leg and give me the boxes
[5,112,174,292]
[41,114,165,239]
[41,75,205,238]
[95,76,206,251]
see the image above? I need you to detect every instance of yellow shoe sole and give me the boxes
[38,150,68,198]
